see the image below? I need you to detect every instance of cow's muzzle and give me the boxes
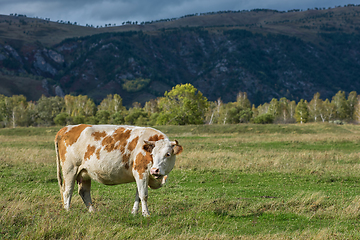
[150,168,162,179]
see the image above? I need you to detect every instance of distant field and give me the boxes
[1,123,360,239]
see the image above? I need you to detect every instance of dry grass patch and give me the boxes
[178,148,360,176]
[0,147,54,165]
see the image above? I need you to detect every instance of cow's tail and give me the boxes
[55,139,63,192]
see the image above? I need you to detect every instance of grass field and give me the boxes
[1,123,360,239]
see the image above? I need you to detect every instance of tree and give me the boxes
[206,98,222,124]
[236,92,251,109]
[320,99,335,122]
[96,110,111,124]
[13,102,31,127]
[225,103,252,124]
[125,107,148,125]
[353,96,360,123]
[347,91,357,120]
[98,94,124,114]
[144,99,160,115]
[36,96,64,126]
[157,83,209,125]
[223,92,252,124]
[295,99,309,124]
[98,94,125,124]
[257,103,270,116]
[268,98,281,118]
[110,111,126,125]
[288,100,296,121]
[251,104,258,118]
[54,112,70,126]
[332,90,349,120]
[64,95,96,123]
[278,97,290,123]
[0,95,28,127]
[308,92,322,122]
[253,113,274,124]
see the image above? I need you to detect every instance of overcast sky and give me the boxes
[1,0,359,27]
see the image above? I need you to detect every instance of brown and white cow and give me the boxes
[55,124,183,216]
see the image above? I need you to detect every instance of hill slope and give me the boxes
[0,6,360,105]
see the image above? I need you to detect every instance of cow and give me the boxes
[55,124,183,216]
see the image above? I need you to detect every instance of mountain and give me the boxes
[0,5,360,106]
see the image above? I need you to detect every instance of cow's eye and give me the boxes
[166,153,171,157]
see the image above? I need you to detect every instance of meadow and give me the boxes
[1,123,360,239]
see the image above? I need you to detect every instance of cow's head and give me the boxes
[144,139,183,179]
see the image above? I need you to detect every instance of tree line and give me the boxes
[0,83,359,128]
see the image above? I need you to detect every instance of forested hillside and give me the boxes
[0,5,360,106]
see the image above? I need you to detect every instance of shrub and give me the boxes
[54,112,69,126]
[122,78,151,92]
[253,113,275,124]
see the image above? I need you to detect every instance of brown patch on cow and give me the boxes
[128,136,139,152]
[148,134,165,142]
[55,125,91,163]
[134,152,153,179]
[100,127,134,155]
[64,124,91,146]
[121,136,139,170]
[95,148,101,159]
[55,127,68,163]
[122,154,130,169]
[102,135,116,152]
[55,126,68,142]
[92,131,107,141]
[101,127,132,153]
[84,145,96,161]
[113,127,132,152]
[142,134,164,153]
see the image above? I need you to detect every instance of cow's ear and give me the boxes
[143,140,155,153]
[171,140,183,155]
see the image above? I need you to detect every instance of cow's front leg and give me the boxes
[131,188,140,216]
[134,178,150,217]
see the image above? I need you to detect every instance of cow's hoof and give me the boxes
[88,205,95,212]
[131,209,138,216]
[142,211,150,217]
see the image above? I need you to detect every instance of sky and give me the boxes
[1,0,359,27]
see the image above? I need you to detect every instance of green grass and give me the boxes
[2,123,360,239]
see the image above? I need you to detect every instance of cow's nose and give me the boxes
[150,168,160,175]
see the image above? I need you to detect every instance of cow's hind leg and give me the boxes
[62,166,78,211]
[77,171,95,212]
